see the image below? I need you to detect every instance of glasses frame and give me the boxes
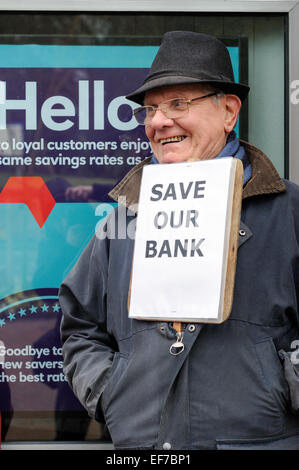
[133,92,218,125]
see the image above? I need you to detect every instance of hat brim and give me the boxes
[126,75,250,105]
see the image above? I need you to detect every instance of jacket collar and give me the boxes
[108,141,286,209]
[240,140,286,199]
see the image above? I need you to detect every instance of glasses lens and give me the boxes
[133,99,189,125]
[165,98,188,118]
[134,106,156,125]
[133,107,147,125]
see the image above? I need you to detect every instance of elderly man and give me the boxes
[59,31,299,450]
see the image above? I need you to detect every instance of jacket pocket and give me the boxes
[216,433,299,450]
[254,338,290,412]
[100,352,129,413]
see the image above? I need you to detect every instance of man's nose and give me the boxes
[149,108,173,128]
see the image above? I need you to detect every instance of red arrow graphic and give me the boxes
[0,177,56,228]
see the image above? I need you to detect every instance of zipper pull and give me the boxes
[169,322,185,356]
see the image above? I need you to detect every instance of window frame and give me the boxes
[1,1,299,450]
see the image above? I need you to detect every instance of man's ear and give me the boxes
[223,94,242,133]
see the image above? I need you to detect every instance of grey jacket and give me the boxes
[59,141,299,450]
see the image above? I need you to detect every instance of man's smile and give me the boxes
[159,136,187,145]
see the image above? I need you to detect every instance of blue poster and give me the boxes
[0,44,239,413]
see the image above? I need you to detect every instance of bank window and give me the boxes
[0,12,286,445]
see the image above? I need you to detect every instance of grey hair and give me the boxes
[202,85,225,104]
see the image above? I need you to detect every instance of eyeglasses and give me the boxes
[133,92,217,125]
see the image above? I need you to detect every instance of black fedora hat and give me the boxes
[126,31,250,104]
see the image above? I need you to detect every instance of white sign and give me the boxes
[128,157,243,323]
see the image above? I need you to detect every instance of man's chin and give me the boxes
[159,153,189,164]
